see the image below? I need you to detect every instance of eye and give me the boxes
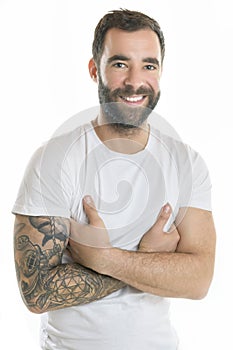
[144,64,158,71]
[113,62,127,68]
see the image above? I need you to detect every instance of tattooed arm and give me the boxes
[14,214,125,314]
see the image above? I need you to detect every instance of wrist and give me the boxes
[99,247,126,277]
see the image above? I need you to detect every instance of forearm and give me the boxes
[101,248,213,299]
[14,215,125,314]
[18,261,125,314]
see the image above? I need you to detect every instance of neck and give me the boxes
[92,115,150,154]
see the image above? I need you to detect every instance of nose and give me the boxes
[123,67,144,91]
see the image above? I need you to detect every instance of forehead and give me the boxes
[102,28,161,62]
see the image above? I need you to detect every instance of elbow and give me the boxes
[20,294,46,314]
[190,287,209,300]
[189,257,215,300]
[188,276,213,300]
[26,303,46,315]
[196,280,213,300]
[18,285,47,315]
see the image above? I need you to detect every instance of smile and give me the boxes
[120,95,146,103]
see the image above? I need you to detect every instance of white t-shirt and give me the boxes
[12,122,211,350]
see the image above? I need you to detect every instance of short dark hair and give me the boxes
[92,9,165,66]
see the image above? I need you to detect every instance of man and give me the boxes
[13,9,216,350]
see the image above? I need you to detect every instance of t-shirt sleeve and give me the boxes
[12,137,73,218]
[179,146,212,211]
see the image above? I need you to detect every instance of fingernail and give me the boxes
[84,195,93,205]
[163,203,170,214]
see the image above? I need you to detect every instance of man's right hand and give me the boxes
[139,203,180,253]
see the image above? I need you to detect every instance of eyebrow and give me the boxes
[107,55,160,67]
[142,57,160,68]
[107,55,130,64]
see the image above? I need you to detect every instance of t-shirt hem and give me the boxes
[179,202,212,211]
[12,204,70,218]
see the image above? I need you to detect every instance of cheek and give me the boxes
[100,67,126,89]
[155,80,160,92]
[106,75,125,90]
[149,76,161,91]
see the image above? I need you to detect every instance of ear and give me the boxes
[88,58,98,83]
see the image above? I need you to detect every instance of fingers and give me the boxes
[83,195,104,227]
[154,203,172,232]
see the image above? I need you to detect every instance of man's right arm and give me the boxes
[14,214,125,314]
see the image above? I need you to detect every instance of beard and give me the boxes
[98,75,161,133]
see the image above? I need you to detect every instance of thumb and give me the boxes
[154,203,172,231]
[83,195,104,227]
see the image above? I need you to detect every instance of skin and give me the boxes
[69,28,216,299]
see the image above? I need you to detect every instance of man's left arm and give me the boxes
[74,206,216,300]
[101,207,216,299]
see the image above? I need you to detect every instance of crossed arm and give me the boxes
[14,215,125,314]
[69,198,216,300]
[98,208,216,299]
[14,200,216,314]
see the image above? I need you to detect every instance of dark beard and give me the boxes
[98,75,161,133]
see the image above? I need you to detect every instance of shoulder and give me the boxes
[27,122,93,168]
[150,126,208,171]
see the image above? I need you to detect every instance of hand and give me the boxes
[139,203,180,253]
[68,195,112,273]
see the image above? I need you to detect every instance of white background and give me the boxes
[0,0,232,349]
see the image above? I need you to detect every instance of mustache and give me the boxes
[111,85,154,98]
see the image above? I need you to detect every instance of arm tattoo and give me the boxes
[14,216,125,313]
[29,216,68,247]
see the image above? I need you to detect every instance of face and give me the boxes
[90,28,162,130]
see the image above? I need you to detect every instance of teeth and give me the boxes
[123,96,144,102]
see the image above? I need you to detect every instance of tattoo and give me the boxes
[29,216,68,246]
[37,263,124,310]
[14,222,25,235]
[14,216,124,313]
